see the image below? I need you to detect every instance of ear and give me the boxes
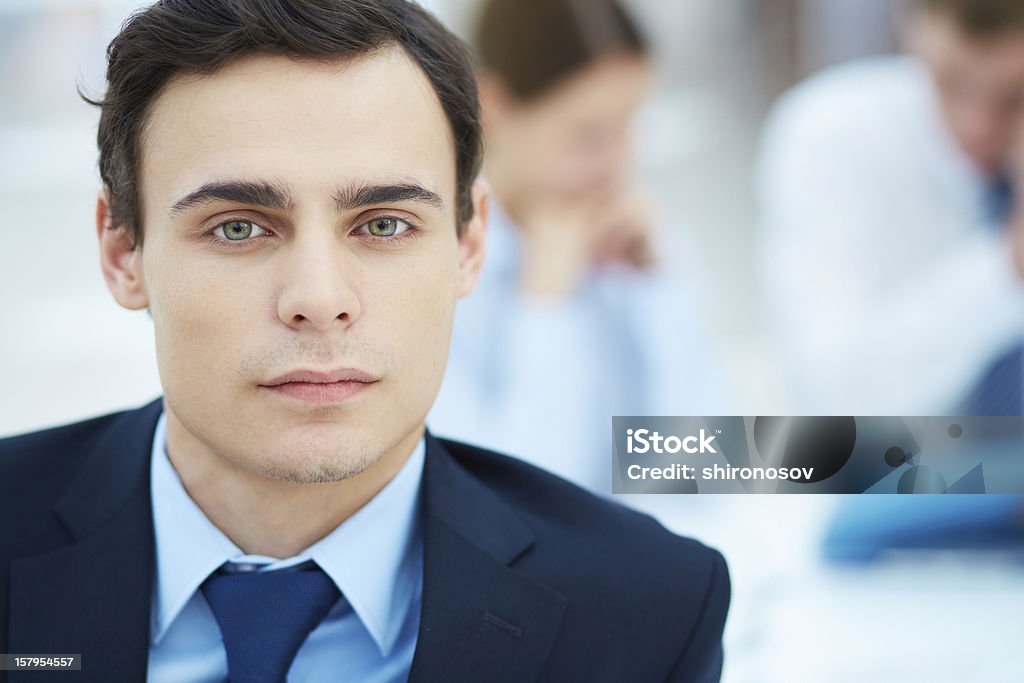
[456,178,489,299]
[96,189,149,310]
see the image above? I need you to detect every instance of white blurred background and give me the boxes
[2,1,1021,682]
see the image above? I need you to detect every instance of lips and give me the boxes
[259,368,379,404]
[261,368,379,386]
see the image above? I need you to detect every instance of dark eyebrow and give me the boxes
[333,182,445,212]
[168,180,294,215]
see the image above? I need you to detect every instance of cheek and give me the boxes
[148,255,261,389]
[522,141,588,193]
[514,122,576,181]
[372,253,459,378]
[553,155,605,196]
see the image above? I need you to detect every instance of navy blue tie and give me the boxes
[201,560,340,683]
[984,174,1014,226]
[965,177,1024,415]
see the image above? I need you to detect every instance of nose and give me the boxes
[276,232,361,331]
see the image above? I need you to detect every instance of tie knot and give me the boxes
[201,560,340,683]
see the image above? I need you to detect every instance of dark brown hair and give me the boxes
[920,0,1024,37]
[474,0,648,101]
[84,0,482,247]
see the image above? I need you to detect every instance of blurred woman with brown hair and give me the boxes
[429,0,726,493]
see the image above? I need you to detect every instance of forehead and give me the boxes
[530,56,652,122]
[139,48,456,210]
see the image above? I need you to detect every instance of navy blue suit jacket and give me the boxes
[0,399,729,682]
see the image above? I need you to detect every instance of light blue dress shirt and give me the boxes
[429,201,726,493]
[146,412,424,683]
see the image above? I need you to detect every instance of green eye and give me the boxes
[367,217,400,237]
[222,220,254,240]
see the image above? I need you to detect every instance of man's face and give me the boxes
[105,49,484,483]
[911,10,1024,174]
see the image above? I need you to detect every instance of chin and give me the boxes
[234,426,378,482]
[253,446,380,484]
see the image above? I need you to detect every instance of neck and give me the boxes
[163,406,421,558]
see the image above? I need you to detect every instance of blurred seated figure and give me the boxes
[757,0,1024,415]
[428,0,726,493]
[824,495,1024,563]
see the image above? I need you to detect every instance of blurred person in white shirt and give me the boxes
[428,0,726,493]
[758,0,1024,415]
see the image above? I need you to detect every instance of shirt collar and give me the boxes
[149,411,425,657]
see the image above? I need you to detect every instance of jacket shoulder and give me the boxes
[438,437,730,678]
[0,411,128,514]
[437,437,726,581]
[0,411,124,467]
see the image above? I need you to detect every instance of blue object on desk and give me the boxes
[824,495,1024,563]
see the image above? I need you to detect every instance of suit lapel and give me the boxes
[7,399,163,682]
[8,405,569,681]
[408,435,567,683]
